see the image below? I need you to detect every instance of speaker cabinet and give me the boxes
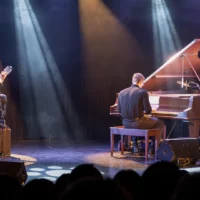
[0,160,27,185]
[157,138,200,165]
[0,127,11,156]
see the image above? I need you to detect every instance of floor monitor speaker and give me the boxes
[157,138,200,165]
[0,159,27,185]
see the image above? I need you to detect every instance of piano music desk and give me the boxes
[110,126,161,160]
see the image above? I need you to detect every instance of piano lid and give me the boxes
[143,39,200,91]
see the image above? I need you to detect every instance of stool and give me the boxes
[110,126,161,160]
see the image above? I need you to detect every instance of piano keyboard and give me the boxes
[151,110,179,115]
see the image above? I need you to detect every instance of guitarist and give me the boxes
[0,66,12,119]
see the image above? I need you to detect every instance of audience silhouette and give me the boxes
[0,161,196,200]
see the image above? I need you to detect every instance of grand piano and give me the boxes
[110,39,200,138]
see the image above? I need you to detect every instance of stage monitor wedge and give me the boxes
[157,138,200,165]
[0,159,27,185]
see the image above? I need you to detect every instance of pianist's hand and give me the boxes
[144,114,152,118]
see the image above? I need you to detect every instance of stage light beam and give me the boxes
[14,0,82,140]
[152,0,181,67]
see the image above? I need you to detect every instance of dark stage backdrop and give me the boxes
[0,0,199,141]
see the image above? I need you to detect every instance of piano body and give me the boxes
[110,39,200,138]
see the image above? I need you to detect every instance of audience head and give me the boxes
[171,172,200,200]
[54,173,70,196]
[62,178,130,200]
[0,174,22,200]
[114,169,142,199]
[69,164,103,183]
[23,178,55,200]
[142,161,181,200]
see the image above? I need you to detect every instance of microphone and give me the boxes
[179,50,200,58]
[177,81,190,88]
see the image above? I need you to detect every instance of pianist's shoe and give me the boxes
[148,146,155,156]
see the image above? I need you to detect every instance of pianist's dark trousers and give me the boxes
[122,116,164,152]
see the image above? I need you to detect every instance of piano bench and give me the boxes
[110,126,161,160]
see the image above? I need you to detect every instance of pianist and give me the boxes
[117,73,164,155]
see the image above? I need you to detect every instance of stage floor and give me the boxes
[2,141,200,184]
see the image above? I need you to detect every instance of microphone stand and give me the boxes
[188,81,200,90]
[180,53,200,90]
[185,54,200,82]
[181,55,184,88]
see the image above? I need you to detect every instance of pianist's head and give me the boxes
[132,73,145,88]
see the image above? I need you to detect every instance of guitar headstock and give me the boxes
[3,66,12,75]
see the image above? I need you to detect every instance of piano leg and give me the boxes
[188,120,200,138]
